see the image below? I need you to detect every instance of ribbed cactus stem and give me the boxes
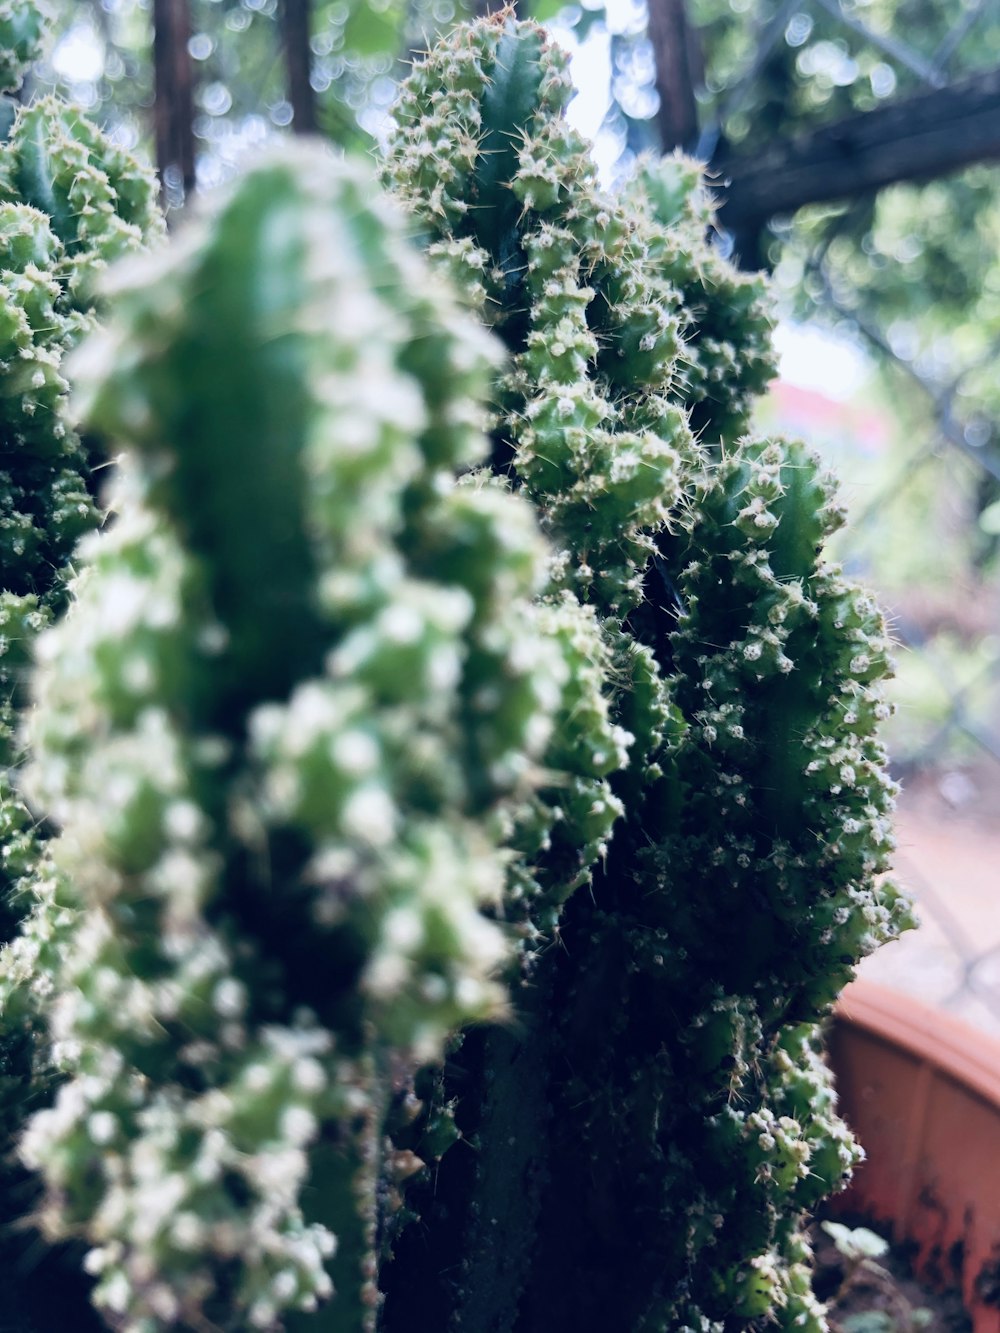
[12,141,580,1332]
[379,17,912,1333]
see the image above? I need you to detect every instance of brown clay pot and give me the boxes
[829,978,1000,1332]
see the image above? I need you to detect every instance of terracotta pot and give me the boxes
[829,978,1000,1332]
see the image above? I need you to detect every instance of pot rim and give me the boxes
[836,977,1000,1108]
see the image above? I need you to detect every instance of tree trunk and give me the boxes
[648,0,700,153]
[153,0,196,208]
[281,0,317,134]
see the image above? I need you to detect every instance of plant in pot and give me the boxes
[0,9,914,1333]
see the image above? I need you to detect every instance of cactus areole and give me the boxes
[1,11,912,1333]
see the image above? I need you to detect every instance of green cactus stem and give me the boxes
[11,141,583,1332]
[379,17,912,1333]
[0,7,161,1325]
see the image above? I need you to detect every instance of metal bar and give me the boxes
[813,0,944,87]
[811,263,1000,484]
[894,855,983,976]
[930,0,990,80]
[846,436,938,534]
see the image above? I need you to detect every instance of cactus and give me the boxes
[379,17,912,1333]
[2,11,913,1333]
[10,140,586,1332]
[0,5,161,1324]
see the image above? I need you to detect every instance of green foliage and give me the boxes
[691,0,1000,143]
[822,1221,934,1333]
[40,0,470,167]
[0,12,912,1333]
[823,1222,890,1262]
[695,0,1000,628]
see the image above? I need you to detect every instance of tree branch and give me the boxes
[716,65,1000,241]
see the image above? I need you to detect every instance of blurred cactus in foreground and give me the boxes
[11,141,576,1332]
[1,11,912,1333]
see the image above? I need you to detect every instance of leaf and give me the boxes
[822,1220,890,1261]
